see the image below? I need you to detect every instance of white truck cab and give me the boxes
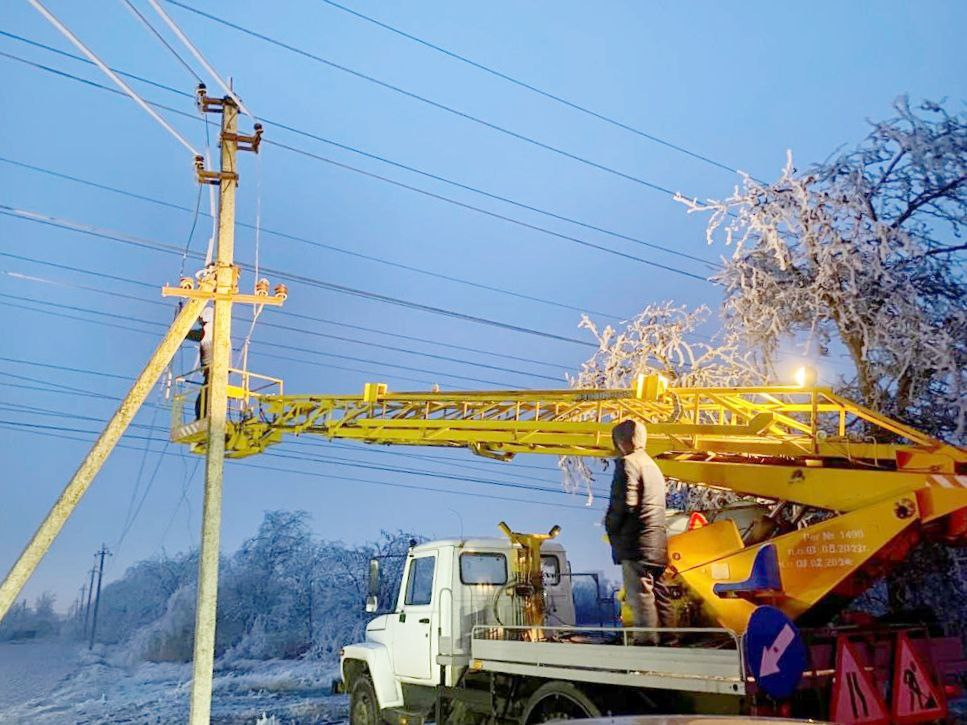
[344,538,574,700]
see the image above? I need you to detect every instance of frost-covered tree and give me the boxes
[676,97,967,626]
[561,302,765,498]
[677,97,966,440]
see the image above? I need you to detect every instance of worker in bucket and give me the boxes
[186,305,213,419]
[605,419,673,645]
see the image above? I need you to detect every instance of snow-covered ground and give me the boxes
[0,640,348,723]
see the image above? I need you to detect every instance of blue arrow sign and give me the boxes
[744,605,807,699]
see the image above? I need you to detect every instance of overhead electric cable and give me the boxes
[266,138,711,281]
[0,412,603,507]
[0,272,567,383]
[1,293,537,387]
[0,33,717,267]
[0,154,625,317]
[147,0,255,118]
[164,0,681,196]
[24,0,201,157]
[0,368,568,482]
[319,0,746,178]
[118,0,203,83]
[0,205,600,346]
[0,422,598,511]
[0,51,713,283]
[0,251,571,369]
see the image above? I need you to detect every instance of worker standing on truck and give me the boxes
[606,419,673,645]
[186,305,213,419]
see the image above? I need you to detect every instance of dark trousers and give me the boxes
[194,367,210,419]
[621,560,674,645]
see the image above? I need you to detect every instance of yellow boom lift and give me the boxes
[170,369,967,634]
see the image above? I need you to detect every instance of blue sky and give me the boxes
[1,0,964,610]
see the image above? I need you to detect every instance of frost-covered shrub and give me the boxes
[93,511,422,663]
[0,592,60,640]
[95,552,198,645]
[129,583,198,663]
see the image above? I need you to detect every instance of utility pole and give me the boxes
[184,88,265,725]
[88,544,110,650]
[74,583,86,625]
[84,554,97,637]
[82,564,96,638]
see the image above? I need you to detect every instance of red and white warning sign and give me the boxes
[891,633,947,724]
[830,637,889,724]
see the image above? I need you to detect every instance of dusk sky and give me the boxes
[1,0,964,610]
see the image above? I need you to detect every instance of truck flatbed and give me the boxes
[471,626,745,696]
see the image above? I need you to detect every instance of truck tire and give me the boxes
[521,680,602,723]
[350,674,383,725]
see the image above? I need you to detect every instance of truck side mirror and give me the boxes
[365,557,379,613]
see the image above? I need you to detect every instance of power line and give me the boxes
[266,138,712,281]
[1,265,571,378]
[319,0,745,179]
[0,250,572,369]
[118,0,203,83]
[26,0,201,157]
[0,205,601,347]
[0,45,715,284]
[164,1,686,197]
[0,293,530,388]
[0,152,625,318]
[0,422,598,511]
[0,414,603,509]
[145,0,254,118]
[0,32,717,269]
[0,366,573,483]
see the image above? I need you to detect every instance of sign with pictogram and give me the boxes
[830,637,889,724]
[744,605,807,699]
[891,633,947,723]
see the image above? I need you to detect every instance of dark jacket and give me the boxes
[605,420,668,568]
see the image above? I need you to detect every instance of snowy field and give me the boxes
[0,640,348,724]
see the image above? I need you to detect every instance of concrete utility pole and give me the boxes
[82,565,96,637]
[185,90,267,725]
[75,583,86,625]
[0,296,207,622]
[88,544,110,650]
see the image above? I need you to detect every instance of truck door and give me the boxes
[392,553,436,681]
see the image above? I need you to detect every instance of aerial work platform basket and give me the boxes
[170,367,284,457]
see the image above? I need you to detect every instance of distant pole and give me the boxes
[88,544,111,650]
[76,583,86,624]
[83,565,96,637]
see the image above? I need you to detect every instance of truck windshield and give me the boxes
[460,552,507,584]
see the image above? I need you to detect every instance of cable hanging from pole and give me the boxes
[26,0,202,158]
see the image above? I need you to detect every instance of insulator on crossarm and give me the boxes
[255,278,269,296]
[179,276,195,290]
[274,283,288,301]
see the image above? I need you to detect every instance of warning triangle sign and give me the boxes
[830,637,889,725]
[687,512,708,530]
[891,633,947,723]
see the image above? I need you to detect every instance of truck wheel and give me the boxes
[521,681,602,723]
[350,674,382,725]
